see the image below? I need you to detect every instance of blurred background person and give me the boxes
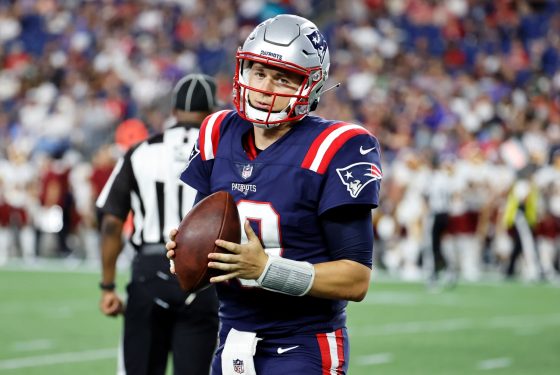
[501,168,542,281]
[425,154,453,288]
[0,143,35,264]
[392,150,430,281]
[442,148,490,284]
[33,149,76,258]
[534,149,560,281]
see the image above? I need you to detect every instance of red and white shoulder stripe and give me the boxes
[301,122,371,174]
[199,110,232,161]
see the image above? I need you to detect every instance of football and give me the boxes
[173,191,241,292]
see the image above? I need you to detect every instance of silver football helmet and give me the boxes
[233,14,331,128]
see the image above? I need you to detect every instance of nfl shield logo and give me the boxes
[241,164,253,179]
[233,359,244,373]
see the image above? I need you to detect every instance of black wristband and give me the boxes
[99,282,116,291]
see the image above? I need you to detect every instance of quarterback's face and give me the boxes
[247,63,304,113]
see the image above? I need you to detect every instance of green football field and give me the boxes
[1,264,559,375]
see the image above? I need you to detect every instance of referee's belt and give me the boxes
[137,243,166,256]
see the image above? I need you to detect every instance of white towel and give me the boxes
[221,328,260,375]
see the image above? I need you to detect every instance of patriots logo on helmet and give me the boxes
[306,30,328,64]
[336,162,382,198]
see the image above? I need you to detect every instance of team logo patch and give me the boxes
[185,143,200,169]
[235,162,265,180]
[306,30,328,64]
[241,164,253,179]
[336,162,382,198]
[233,358,244,373]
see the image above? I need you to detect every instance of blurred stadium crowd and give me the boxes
[1,0,559,284]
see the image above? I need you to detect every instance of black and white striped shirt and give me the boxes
[96,123,199,249]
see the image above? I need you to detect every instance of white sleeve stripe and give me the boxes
[95,157,124,208]
[203,112,220,159]
[203,110,229,159]
[309,124,364,172]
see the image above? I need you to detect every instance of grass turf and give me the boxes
[1,266,559,374]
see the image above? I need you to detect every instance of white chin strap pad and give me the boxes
[244,99,288,127]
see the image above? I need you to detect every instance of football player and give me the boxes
[167,14,382,375]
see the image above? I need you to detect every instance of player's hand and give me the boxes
[166,229,178,274]
[99,291,124,317]
[209,220,268,283]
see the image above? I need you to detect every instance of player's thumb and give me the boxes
[244,220,258,243]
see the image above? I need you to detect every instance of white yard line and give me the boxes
[351,313,560,337]
[477,357,512,370]
[362,291,464,306]
[355,353,394,366]
[0,348,116,370]
[0,260,100,274]
[488,314,560,327]
[352,318,472,336]
[12,339,54,352]
[0,299,93,315]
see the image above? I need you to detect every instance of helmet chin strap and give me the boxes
[253,121,276,129]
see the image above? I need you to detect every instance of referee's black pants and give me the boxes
[123,253,219,375]
[431,212,449,278]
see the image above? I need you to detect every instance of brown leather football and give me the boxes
[174,191,241,292]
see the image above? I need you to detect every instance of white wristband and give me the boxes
[256,255,315,296]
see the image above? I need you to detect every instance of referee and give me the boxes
[96,74,220,375]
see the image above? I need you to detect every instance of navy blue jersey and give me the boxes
[180,110,382,335]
